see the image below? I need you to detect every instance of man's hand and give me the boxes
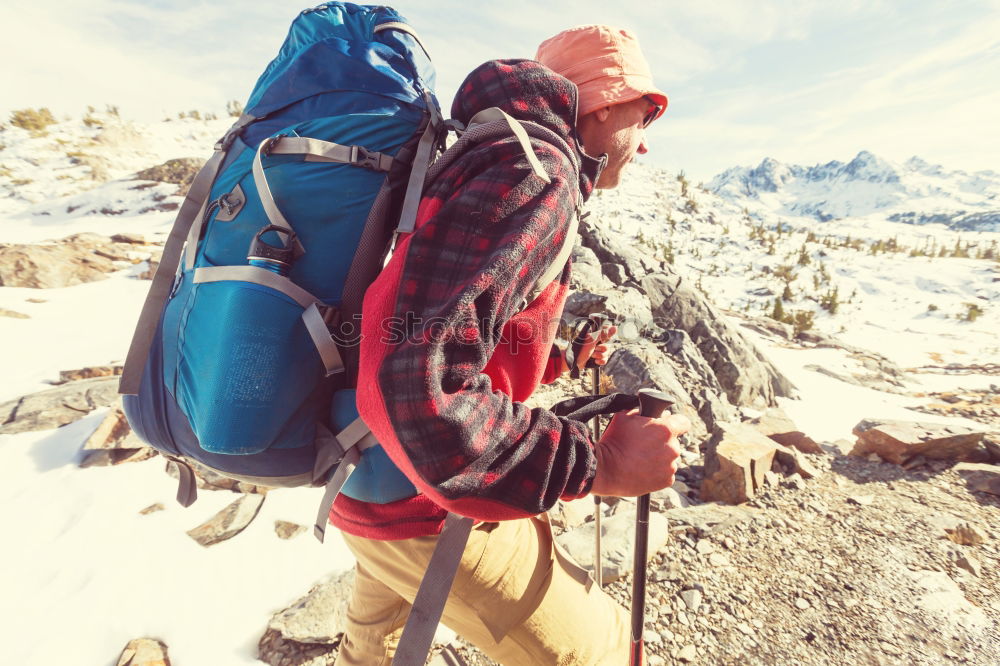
[562,323,617,373]
[590,408,690,497]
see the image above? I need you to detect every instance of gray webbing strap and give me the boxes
[183,196,211,272]
[266,137,394,172]
[464,108,551,184]
[252,137,306,256]
[335,416,380,452]
[373,21,431,59]
[313,444,360,543]
[192,266,321,309]
[397,94,443,236]
[394,513,475,666]
[302,303,345,377]
[312,417,381,542]
[522,208,579,306]
[118,149,228,395]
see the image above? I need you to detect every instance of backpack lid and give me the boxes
[246,3,436,118]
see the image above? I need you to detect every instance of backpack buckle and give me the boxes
[350,145,382,171]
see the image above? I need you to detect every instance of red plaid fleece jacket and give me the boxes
[329,59,607,539]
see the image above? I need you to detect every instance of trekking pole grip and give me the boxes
[630,388,674,666]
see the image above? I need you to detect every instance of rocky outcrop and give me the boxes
[268,569,354,644]
[567,218,793,441]
[850,419,985,464]
[0,376,119,434]
[0,233,141,288]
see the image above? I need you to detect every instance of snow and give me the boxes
[2,114,997,664]
[709,150,1000,231]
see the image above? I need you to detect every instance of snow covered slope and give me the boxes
[709,151,1000,231]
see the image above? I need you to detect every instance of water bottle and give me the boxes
[248,224,297,275]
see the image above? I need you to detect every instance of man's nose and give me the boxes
[637,132,649,155]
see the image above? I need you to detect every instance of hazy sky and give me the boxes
[4,0,999,180]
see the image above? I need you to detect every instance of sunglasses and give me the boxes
[642,95,663,129]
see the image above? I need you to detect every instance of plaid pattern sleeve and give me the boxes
[361,133,597,521]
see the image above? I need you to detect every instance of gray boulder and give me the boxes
[0,376,119,434]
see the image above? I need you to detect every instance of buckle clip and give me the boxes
[350,145,381,171]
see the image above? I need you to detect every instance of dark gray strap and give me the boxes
[192,266,322,309]
[268,137,394,172]
[172,458,198,507]
[118,149,227,395]
[394,513,475,666]
[397,94,443,236]
[119,114,256,395]
[302,303,345,376]
[313,444,361,543]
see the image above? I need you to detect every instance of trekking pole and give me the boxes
[630,389,674,666]
[569,314,606,587]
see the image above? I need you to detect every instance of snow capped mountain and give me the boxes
[709,151,1000,231]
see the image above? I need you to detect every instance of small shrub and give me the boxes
[226,100,244,117]
[927,304,938,312]
[790,310,815,335]
[962,303,984,322]
[11,177,32,186]
[9,107,57,131]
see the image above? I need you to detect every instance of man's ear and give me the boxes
[593,106,612,122]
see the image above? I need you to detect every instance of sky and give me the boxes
[3,0,999,180]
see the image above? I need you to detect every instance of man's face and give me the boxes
[578,97,656,189]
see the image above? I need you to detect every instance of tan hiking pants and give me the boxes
[334,515,631,665]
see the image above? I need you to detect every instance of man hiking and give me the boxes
[330,24,690,665]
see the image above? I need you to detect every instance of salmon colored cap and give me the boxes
[535,24,667,121]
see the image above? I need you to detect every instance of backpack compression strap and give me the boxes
[118,114,256,395]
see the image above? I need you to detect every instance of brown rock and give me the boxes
[983,435,1000,464]
[749,407,823,454]
[139,503,165,515]
[78,403,155,467]
[116,638,171,666]
[701,422,777,504]
[187,494,266,546]
[954,463,1000,496]
[849,419,984,464]
[0,234,120,288]
[56,364,123,384]
[772,442,819,479]
[112,232,147,244]
[135,158,202,195]
[275,520,307,540]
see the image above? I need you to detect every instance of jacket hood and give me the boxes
[450,59,604,198]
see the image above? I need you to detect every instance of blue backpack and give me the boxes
[119,3,438,539]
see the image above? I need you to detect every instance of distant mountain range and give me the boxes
[709,151,1000,231]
